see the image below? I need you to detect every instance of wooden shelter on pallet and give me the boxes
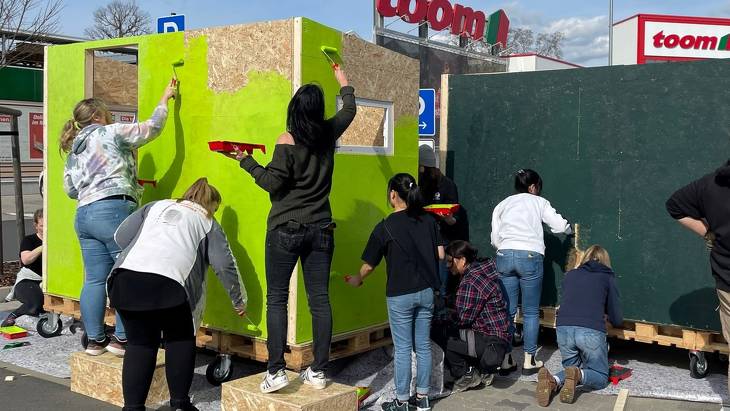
[438,60,730,379]
[43,17,419,385]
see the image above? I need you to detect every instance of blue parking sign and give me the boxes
[419,89,435,136]
[157,14,185,33]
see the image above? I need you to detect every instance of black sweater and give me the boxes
[666,165,730,291]
[556,261,623,333]
[241,86,356,229]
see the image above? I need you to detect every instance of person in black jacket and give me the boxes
[535,245,622,407]
[666,159,730,396]
[221,65,355,393]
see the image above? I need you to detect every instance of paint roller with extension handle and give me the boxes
[171,59,184,97]
[320,46,341,68]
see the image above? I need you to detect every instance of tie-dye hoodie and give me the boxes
[63,105,168,207]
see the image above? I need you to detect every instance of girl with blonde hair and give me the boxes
[62,80,176,356]
[108,178,247,411]
[535,245,623,407]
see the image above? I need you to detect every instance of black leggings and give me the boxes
[118,304,196,411]
[12,280,44,317]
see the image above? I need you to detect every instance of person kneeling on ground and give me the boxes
[2,209,45,327]
[441,240,510,393]
[108,178,247,411]
[536,245,622,407]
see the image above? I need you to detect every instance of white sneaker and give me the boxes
[299,367,326,389]
[260,369,289,393]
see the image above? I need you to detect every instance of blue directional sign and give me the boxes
[419,88,436,136]
[157,14,185,34]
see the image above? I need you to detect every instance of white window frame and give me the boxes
[335,97,394,156]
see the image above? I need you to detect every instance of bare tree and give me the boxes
[507,28,535,54]
[0,0,63,68]
[506,27,564,59]
[535,31,565,59]
[85,0,152,39]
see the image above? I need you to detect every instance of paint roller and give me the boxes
[243,315,260,332]
[320,46,340,68]
[171,59,184,97]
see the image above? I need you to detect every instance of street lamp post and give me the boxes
[608,0,614,65]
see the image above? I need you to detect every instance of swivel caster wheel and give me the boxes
[206,354,233,386]
[689,351,709,379]
[36,313,63,338]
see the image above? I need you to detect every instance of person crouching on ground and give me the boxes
[345,173,443,411]
[536,245,622,407]
[442,240,510,394]
[2,208,45,327]
[108,178,247,411]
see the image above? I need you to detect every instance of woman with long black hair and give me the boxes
[222,66,355,393]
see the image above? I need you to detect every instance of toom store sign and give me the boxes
[613,14,730,64]
[376,0,509,45]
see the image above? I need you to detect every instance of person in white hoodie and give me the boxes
[107,178,247,411]
[491,169,572,375]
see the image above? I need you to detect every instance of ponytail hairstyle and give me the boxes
[59,98,112,154]
[180,177,222,217]
[716,159,730,187]
[388,173,424,217]
[286,84,330,153]
[579,245,612,269]
[515,168,543,194]
[445,240,479,264]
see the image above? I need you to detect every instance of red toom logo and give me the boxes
[377,0,489,41]
[652,30,728,50]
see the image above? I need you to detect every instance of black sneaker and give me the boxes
[0,313,17,327]
[452,367,482,393]
[107,335,126,357]
[169,397,199,411]
[85,336,109,356]
[408,395,431,411]
[380,399,408,411]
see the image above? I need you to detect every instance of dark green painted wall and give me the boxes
[0,67,43,102]
[446,59,730,331]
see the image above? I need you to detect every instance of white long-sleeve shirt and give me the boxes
[491,193,572,255]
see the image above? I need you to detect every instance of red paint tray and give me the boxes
[208,141,266,155]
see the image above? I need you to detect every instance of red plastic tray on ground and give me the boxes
[208,141,266,155]
[423,204,460,217]
[0,325,28,339]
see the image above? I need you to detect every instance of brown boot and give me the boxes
[560,367,581,404]
[536,367,558,407]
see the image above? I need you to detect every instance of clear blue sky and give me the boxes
[57,0,730,66]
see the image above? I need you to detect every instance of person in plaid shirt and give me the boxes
[444,240,510,393]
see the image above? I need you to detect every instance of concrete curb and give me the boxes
[0,285,10,301]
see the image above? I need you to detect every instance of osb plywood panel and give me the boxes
[94,56,138,107]
[70,351,168,407]
[341,34,418,121]
[187,20,293,93]
[339,105,386,147]
[221,371,357,411]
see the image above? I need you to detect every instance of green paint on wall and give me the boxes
[46,18,420,345]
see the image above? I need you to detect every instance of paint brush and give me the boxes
[171,58,184,80]
[243,315,259,332]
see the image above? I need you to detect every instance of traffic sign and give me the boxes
[419,88,435,136]
[157,14,185,34]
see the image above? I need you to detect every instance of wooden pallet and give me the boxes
[198,323,392,371]
[44,294,116,325]
[518,306,729,354]
[45,294,392,370]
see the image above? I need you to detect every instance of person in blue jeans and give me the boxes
[61,80,176,356]
[491,169,572,375]
[346,173,444,411]
[536,245,623,407]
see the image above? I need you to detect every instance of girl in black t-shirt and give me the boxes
[2,209,44,327]
[345,173,444,411]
